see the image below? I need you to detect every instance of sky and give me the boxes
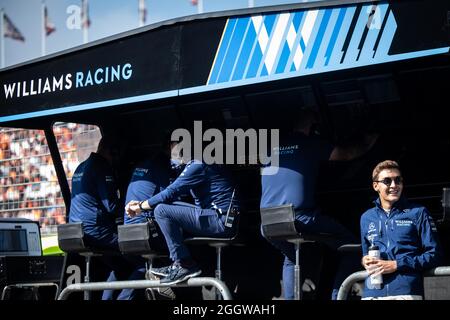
[0,0,323,68]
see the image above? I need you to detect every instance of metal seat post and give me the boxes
[294,241,301,300]
[184,237,237,300]
[81,254,92,300]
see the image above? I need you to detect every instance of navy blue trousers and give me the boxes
[154,203,234,262]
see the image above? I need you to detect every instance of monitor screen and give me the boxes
[0,229,28,252]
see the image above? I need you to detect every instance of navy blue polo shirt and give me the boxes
[69,152,120,241]
[260,132,333,220]
[124,158,170,224]
[148,160,238,212]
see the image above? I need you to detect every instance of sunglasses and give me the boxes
[374,176,403,186]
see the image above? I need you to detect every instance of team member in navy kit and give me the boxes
[126,160,239,284]
[125,142,187,225]
[124,154,171,225]
[260,109,378,300]
[69,135,136,300]
[121,151,178,299]
[360,160,442,300]
[69,136,122,249]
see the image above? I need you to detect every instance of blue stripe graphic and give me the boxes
[299,9,325,71]
[257,14,280,77]
[243,16,264,79]
[375,10,397,58]
[260,65,268,76]
[247,39,264,78]
[246,15,268,79]
[343,4,372,63]
[313,8,340,68]
[285,10,307,72]
[292,10,303,29]
[290,63,296,72]
[275,11,304,73]
[208,18,237,84]
[306,9,332,69]
[217,18,250,83]
[276,42,292,74]
[359,4,388,62]
[325,7,347,65]
[232,18,257,81]
[264,14,277,34]
[270,13,293,76]
[300,38,306,51]
[328,5,357,66]
[205,3,448,87]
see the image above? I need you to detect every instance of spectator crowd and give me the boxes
[0,123,100,234]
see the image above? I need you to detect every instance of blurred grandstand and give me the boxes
[0,123,101,236]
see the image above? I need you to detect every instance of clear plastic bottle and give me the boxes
[368,245,383,289]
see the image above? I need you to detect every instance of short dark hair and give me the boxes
[372,160,401,181]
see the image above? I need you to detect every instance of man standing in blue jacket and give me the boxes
[126,160,238,285]
[360,160,442,300]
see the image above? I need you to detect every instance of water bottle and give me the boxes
[368,245,383,289]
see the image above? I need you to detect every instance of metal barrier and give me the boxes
[337,266,450,300]
[58,277,233,300]
[2,282,59,300]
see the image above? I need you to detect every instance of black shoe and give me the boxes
[160,263,202,285]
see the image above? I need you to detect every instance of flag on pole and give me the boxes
[44,5,56,36]
[190,0,202,14]
[139,0,147,26]
[3,14,25,42]
[81,0,91,29]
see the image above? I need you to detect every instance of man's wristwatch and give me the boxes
[138,200,145,211]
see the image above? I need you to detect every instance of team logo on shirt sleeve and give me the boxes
[133,168,149,177]
[72,172,83,182]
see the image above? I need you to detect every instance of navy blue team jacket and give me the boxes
[124,158,170,224]
[69,152,120,242]
[260,132,333,223]
[147,160,238,212]
[360,197,442,297]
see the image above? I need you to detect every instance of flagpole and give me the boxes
[197,0,203,14]
[41,1,45,56]
[82,0,88,44]
[248,0,254,8]
[0,8,4,68]
[139,0,144,27]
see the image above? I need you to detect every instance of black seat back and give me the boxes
[441,188,450,222]
[260,204,298,240]
[57,222,88,253]
[118,222,158,255]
